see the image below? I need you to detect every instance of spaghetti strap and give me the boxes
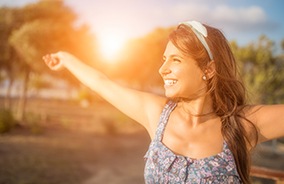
[154,100,177,142]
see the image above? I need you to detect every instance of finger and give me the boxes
[42,54,56,68]
[42,55,48,62]
[51,57,60,67]
[43,54,52,63]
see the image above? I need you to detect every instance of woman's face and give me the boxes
[159,41,207,99]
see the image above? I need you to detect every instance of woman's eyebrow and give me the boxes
[163,54,184,59]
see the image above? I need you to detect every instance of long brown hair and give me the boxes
[169,23,258,183]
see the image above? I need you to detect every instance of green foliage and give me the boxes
[232,35,284,104]
[0,7,12,64]
[20,0,77,24]
[0,109,15,133]
[0,7,21,77]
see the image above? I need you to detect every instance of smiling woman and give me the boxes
[98,30,127,63]
[42,20,284,184]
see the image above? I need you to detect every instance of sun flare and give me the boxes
[98,30,127,63]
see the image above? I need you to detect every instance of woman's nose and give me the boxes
[159,61,171,76]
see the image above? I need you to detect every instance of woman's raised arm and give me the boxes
[43,51,166,137]
[245,104,284,143]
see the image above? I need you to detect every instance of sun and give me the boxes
[98,30,127,63]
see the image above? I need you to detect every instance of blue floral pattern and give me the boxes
[144,100,242,183]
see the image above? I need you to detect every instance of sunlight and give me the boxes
[98,30,127,63]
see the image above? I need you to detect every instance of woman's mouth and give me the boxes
[164,79,177,86]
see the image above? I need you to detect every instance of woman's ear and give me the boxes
[204,60,216,79]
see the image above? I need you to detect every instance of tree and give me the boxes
[3,0,98,121]
[0,7,22,109]
[232,35,284,104]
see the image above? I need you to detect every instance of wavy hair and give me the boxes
[169,24,258,183]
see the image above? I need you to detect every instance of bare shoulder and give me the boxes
[142,93,168,139]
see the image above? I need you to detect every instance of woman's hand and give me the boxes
[43,51,76,71]
[42,52,64,71]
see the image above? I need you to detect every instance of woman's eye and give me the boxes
[173,58,181,63]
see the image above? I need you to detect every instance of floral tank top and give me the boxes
[144,100,242,183]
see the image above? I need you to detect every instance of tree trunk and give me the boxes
[17,68,30,123]
[4,74,14,110]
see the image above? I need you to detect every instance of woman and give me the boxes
[43,20,284,183]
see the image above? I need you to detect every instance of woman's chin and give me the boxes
[164,91,177,98]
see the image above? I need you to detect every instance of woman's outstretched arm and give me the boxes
[245,104,284,143]
[43,51,166,137]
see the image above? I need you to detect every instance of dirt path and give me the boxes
[0,127,150,184]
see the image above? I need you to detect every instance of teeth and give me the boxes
[164,79,177,86]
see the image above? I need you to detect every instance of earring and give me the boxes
[202,75,207,81]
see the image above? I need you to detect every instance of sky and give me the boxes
[1,0,284,48]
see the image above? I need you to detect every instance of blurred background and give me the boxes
[0,0,283,183]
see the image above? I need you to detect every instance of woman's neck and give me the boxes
[177,95,216,127]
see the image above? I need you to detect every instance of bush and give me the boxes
[0,109,15,133]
